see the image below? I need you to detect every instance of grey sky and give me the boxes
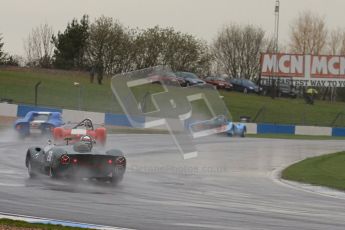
[0,0,344,56]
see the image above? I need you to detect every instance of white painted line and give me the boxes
[0,212,134,230]
[270,166,345,201]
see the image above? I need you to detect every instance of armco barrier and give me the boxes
[0,103,18,117]
[105,113,145,127]
[332,127,345,137]
[17,104,62,117]
[4,103,345,137]
[245,123,257,134]
[295,126,332,136]
[62,109,105,124]
[257,123,295,134]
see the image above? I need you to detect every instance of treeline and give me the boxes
[2,11,345,87]
[21,15,213,84]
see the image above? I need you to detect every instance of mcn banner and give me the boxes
[260,53,345,87]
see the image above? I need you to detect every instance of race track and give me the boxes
[1,133,345,230]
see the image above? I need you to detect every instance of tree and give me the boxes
[132,26,211,75]
[212,24,266,79]
[24,24,54,67]
[289,11,327,54]
[0,34,7,64]
[87,16,131,84]
[52,15,89,70]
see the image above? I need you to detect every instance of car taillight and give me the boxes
[60,155,70,165]
[72,158,78,164]
[107,159,113,164]
[115,157,126,166]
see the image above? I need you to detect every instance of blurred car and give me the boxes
[188,115,246,138]
[204,77,233,90]
[14,111,64,138]
[229,78,262,94]
[262,83,297,98]
[147,72,186,86]
[277,83,297,98]
[175,71,206,86]
[25,135,126,184]
[53,118,107,145]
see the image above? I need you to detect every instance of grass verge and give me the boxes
[282,151,345,191]
[0,218,95,230]
[2,67,345,126]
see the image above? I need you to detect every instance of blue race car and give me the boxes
[226,121,247,137]
[14,111,64,137]
[188,115,246,138]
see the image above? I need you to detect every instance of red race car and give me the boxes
[53,118,107,145]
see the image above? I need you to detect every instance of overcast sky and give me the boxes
[0,0,344,56]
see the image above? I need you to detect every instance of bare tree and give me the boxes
[328,29,343,55]
[212,24,266,79]
[24,23,54,67]
[0,34,6,64]
[289,11,327,54]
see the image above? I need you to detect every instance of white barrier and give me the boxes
[295,126,332,136]
[245,123,257,134]
[0,103,18,117]
[62,109,105,125]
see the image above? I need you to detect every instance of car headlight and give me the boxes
[249,87,254,90]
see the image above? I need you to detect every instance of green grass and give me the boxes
[247,134,345,140]
[282,151,345,191]
[2,67,345,126]
[0,218,95,230]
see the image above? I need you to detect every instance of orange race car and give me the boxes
[53,118,107,145]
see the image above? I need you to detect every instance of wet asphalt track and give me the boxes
[1,133,345,230]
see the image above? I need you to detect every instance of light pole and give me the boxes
[272,0,280,99]
[74,82,82,110]
[274,0,280,54]
[34,81,42,106]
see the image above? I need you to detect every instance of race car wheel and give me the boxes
[53,127,64,141]
[241,127,247,138]
[95,128,106,145]
[110,166,125,185]
[27,160,36,178]
[48,167,59,179]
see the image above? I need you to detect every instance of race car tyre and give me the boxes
[27,160,36,178]
[95,128,106,145]
[110,166,125,185]
[53,127,64,141]
[241,131,246,138]
[227,131,233,137]
[48,167,59,179]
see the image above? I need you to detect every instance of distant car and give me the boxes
[175,72,206,87]
[188,115,246,138]
[205,77,233,90]
[262,83,298,98]
[14,111,64,138]
[147,72,186,86]
[277,83,297,98]
[53,118,107,145]
[25,135,126,184]
[229,78,262,94]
